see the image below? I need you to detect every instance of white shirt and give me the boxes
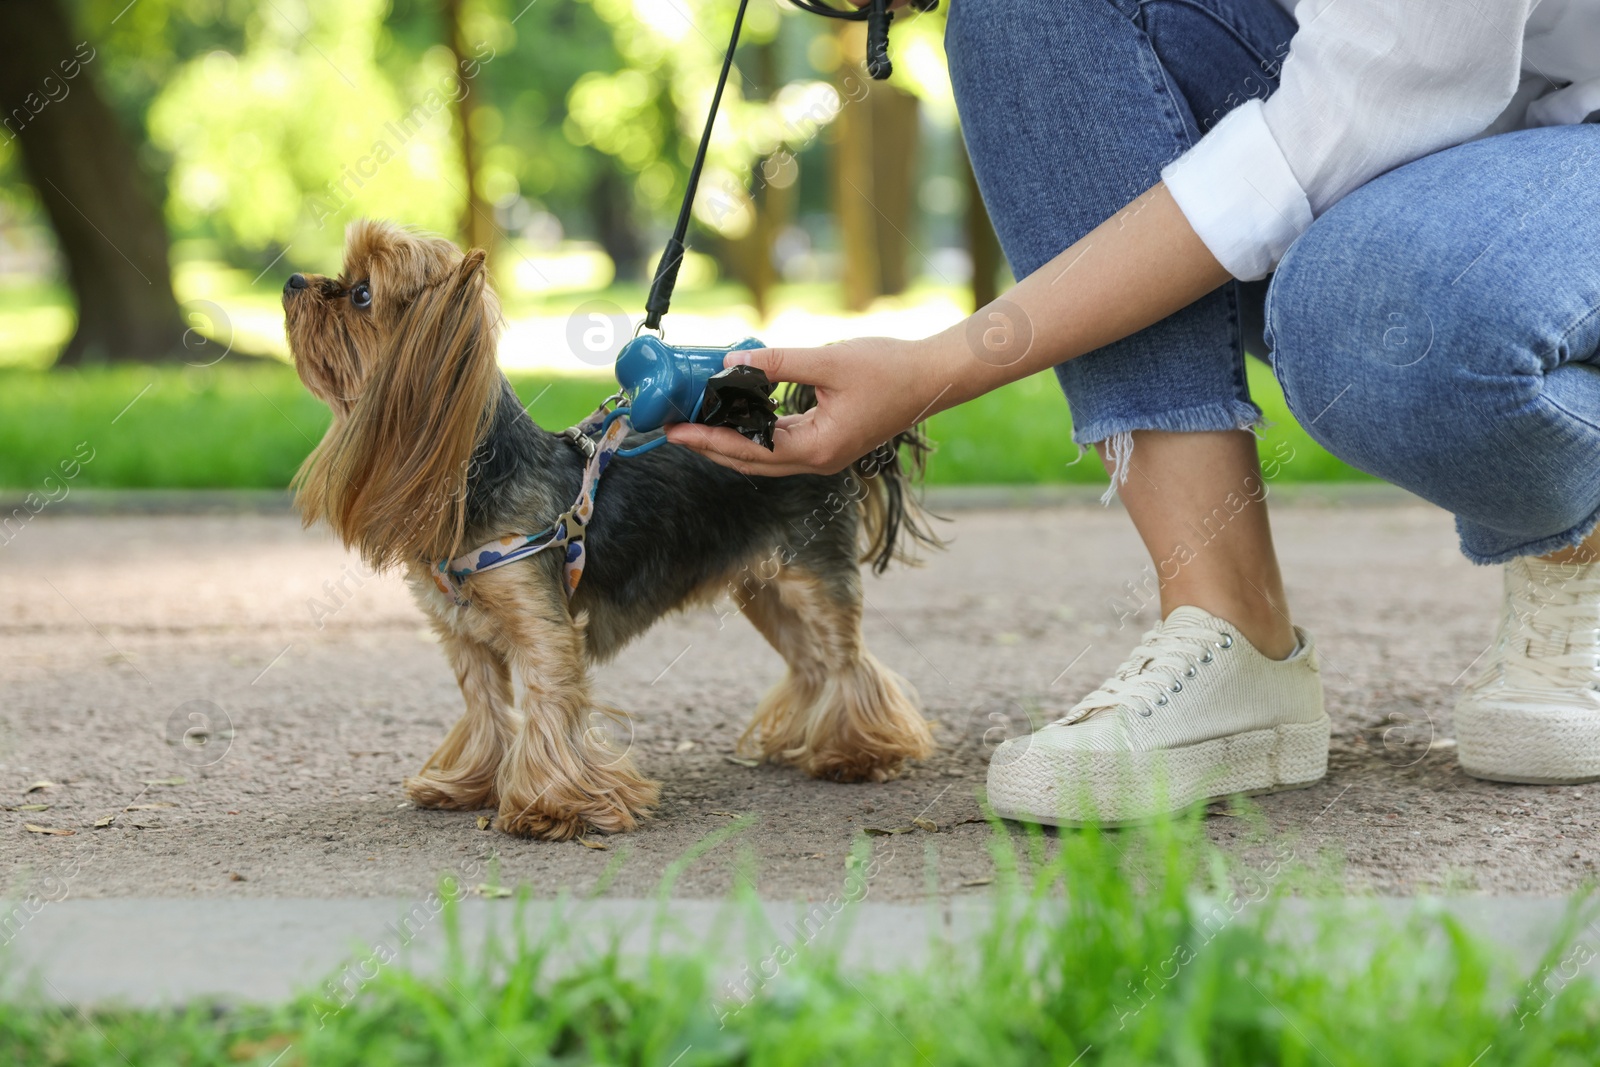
[1161,0,1600,281]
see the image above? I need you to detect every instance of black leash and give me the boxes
[641,0,938,334]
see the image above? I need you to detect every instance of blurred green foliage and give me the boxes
[0,360,1369,491]
[0,0,957,273]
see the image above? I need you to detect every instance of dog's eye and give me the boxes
[350,282,372,309]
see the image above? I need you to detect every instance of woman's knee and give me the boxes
[947,0,1127,93]
[1265,233,1406,456]
[1265,223,1576,518]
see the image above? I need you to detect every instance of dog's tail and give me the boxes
[781,384,945,574]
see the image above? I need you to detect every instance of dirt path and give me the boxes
[3,499,1594,901]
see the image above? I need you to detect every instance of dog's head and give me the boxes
[285,220,504,570]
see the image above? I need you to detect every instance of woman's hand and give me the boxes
[665,334,969,477]
[667,182,1231,477]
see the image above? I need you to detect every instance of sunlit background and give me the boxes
[1,0,991,368]
[0,0,1363,489]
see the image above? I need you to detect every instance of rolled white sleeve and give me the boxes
[1160,0,1534,281]
[1161,100,1310,282]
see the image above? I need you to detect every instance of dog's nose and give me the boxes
[284,273,308,294]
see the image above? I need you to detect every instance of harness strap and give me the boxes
[431,407,633,605]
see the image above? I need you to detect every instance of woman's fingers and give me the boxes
[725,345,836,386]
[666,406,848,476]
[665,421,815,476]
[668,334,944,477]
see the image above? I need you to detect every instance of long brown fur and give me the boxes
[292,240,503,570]
[285,220,936,841]
[737,569,934,780]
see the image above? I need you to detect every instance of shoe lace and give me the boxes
[1489,562,1600,695]
[1053,617,1234,726]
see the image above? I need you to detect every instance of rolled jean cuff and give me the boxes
[1457,506,1600,567]
[1069,398,1265,447]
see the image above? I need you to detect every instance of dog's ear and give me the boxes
[294,249,502,569]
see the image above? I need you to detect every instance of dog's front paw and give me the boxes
[493,745,660,840]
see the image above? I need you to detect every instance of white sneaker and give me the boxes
[1456,557,1600,784]
[986,606,1329,826]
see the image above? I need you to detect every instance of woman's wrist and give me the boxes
[922,297,1050,412]
[919,182,1233,414]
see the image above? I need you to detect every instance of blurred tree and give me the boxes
[443,0,494,255]
[568,0,844,288]
[832,21,918,310]
[150,0,483,265]
[960,138,1001,311]
[721,36,794,318]
[386,0,636,270]
[0,0,186,364]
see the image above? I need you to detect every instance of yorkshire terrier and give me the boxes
[282,220,939,840]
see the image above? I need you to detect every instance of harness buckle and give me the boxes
[558,509,587,545]
[561,426,598,460]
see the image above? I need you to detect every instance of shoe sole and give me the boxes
[1457,702,1600,785]
[986,716,1331,829]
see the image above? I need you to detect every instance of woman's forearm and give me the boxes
[666,181,1232,476]
[933,181,1233,408]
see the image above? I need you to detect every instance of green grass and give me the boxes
[3,816,1596,1065]
[0,360,1370,492]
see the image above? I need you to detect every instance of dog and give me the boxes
[281,220,940,840]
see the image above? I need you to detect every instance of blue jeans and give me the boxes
[948,0,1600,563]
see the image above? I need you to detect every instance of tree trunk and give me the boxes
[444,0,495,257]
[868,89,917,296]
[590,166,646,281]
[960,136,1001,311]
[721,37,793,320]
[0,0,186,365]
[832,23,919,311]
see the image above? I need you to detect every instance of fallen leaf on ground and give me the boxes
[25,781,55,794]
[724,756,760,768]
[93,813,117,828]
[476,816,491,831]
[228,1034,293,1062]
[911,817,938,833]
[863,826,914,836]
[13,804,51,813]
[476,884,513,898]
[960,877,994,888]
[708,811,741,818]
[576,837,608,850]
[674,740,696,753]
[24,824,74,836]
[142,777,187,787]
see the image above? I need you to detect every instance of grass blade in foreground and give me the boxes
[2,812,1596,1065]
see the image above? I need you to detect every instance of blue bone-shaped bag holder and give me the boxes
[614,335,779,449]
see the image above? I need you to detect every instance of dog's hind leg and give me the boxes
[460,567,659,840]
[739,567,934,782]
[404,629,517,811]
